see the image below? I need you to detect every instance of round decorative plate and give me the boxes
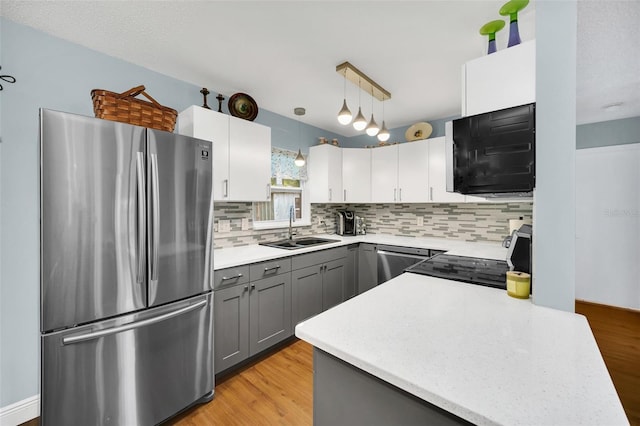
[405,122,433,142]
[228,93,258,121]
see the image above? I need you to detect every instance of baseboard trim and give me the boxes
[0,395,39,426]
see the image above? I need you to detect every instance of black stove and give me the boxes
[405,253,509,289]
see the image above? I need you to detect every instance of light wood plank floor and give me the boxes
[169,338,313,426]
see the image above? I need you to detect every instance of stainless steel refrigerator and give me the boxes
[39,109,214,425]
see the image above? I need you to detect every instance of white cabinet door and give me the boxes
[178,106,230,201]
[463,40,535,117]
[342,148,371,203]
[371,145,398,203]
[308,144,342,203]
[397,141,429,203]
[228,116,271,201]
[427,137,466,203]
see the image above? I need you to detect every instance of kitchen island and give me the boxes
[295,273,628,425]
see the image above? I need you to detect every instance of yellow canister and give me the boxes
[506,271,531,299]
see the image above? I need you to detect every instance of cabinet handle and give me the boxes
[429,186,433,201]
[266,184,271,200]
[399,188,402,202]
[251,283,256,290]
[329,188,332,201]
[393,188,397,201]
[344,189,347,201]
[243,285,249,292]
[223,179,229,198]
[221,273,243,281]
[264,265,281,273]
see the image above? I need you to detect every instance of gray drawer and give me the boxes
[213,265,250,289]
[292,246,348,270]
[250,257,292,280]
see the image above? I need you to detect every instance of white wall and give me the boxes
[533,1,577,312]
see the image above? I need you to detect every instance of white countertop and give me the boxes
[214,234,507,270]
[295,273,628,426]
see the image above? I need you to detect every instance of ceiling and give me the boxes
[2,1,638,135]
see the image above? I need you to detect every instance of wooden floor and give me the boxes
[169,338,313,426]
[576,300,640,426]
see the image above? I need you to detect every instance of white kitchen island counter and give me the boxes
[295,273,628,425]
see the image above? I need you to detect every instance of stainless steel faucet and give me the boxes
[288,205,297,240]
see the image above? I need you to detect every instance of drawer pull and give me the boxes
[264,265,281,272]
[221,273,243,281]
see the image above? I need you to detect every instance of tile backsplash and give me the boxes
[213,202,533,249]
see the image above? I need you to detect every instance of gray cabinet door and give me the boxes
[214,284,249,374]
[292,265,323,324]
[249,273,292,355]
[323,258,346,311]
[344,245,358,300]
[358,244,378,294]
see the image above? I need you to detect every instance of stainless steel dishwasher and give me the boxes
[376,245,443,284]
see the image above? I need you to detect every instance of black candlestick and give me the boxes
[200,88,211,109]
[216,94,225,113]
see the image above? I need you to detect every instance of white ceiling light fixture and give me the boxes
[337,69,352,125]
[336,61,391,133]
[294,107,306,167]
[377,99,390,142]
[365,89,379,136]
[352,79,367,131]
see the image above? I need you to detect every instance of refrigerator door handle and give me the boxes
[136,152,146,284]
[62,299,208,345]
[150,153,160,281]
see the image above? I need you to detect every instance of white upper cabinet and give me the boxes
[371,145,398,203]
[228,116,271,202]
[427,137,466,203]
[398,140,430,203]
[178,106,271,202]
[342,148,371,203]
[308,144,342,203]
[462,40,535,117]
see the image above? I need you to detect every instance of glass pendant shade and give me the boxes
[365,114,379,136]
[352,107,367,131]
[337,99,352,125]
[294,149,305,167]
[377,121,390,142]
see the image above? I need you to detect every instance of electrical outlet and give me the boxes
[416,216,424,227]
[218,219,231,233]
[241,218,250,231]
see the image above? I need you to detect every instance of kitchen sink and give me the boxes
[260,237,339,250]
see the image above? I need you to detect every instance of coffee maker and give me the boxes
[336,210,357,236]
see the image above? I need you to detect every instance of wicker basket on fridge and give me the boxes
[91,85,178,132]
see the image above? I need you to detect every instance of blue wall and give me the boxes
[344,115,459,148]
[0,17,343,408]
[576,116,640,149]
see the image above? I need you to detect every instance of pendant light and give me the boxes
[294,107,306,167]
[377,99,390,142]
[337,70,352,125]
[365,89,379,136]
[352,79,367,131]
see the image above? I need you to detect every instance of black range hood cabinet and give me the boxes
[445,103,536,198]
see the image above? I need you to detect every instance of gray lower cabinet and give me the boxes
[214,261,292,374]
[249,273,292,355]
[214,283,249,373]
[358,243,378,294]
[292,246,348,324]
[344,244,358,300]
